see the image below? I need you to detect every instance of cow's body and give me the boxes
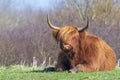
[56,31,116,72]
[47,16,116,73]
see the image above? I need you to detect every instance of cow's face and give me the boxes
[57,27,80,52]
[47,15,89,53]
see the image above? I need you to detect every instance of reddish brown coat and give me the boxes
[53,27,116,72]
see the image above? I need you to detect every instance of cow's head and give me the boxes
[47,15,89,53]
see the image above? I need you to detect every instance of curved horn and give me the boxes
[78,16,89,32]
[47,15,60,30]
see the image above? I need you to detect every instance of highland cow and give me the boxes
[47,16,116,73]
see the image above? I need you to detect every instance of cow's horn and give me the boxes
[78,17,89,32]
[47,15,60,30]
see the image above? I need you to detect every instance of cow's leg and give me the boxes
[68,64,83,73]
[69,63,100,73]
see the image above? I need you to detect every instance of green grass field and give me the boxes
[0,65,120,80]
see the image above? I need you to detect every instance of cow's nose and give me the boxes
[62,43,73,52]
[64,44,71,50]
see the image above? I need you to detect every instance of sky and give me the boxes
[0,0,61,11]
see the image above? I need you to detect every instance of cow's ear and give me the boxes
[52,29,59,41]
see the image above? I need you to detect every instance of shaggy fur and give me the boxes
[51,26,116,73]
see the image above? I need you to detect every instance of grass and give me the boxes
[0,65,120,80]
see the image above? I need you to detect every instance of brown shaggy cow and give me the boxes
[47,16,116,73]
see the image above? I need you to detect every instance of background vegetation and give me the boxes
[0,0,120,67]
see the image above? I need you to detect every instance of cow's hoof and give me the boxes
[68,69,77,74]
